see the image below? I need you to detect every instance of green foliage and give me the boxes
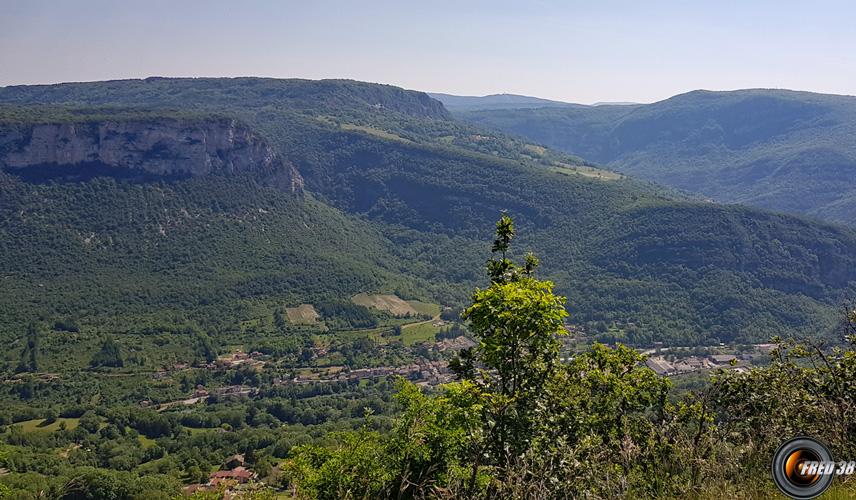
[16,323,39,373]
[3,78,856,497]
[90,337,124,368]
[53,319,80,333]
[286,427,389,499]
[0,173,445,371]
[192,330,217,364]
[286,380,483,499]
[283,217,856,498]
[713,332,856,467]
[455,218,568,468]
[458,89,856,226]
[0,211,855,497]
[315,301,377,330]
[59,468,179,499]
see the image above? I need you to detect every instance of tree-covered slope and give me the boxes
[0,173,441,361]
[260,114,856,344]
[2,79,856,347]
[457,89,856,226]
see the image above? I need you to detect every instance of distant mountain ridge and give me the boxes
[456,88,856,227]
[428,92,642,112]
[0,77,452,121]
[428,92,579,111]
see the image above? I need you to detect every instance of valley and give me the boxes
[447,89,856,227]
[7,1,856,496]
[0,77,855,498]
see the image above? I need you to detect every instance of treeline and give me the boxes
[315,301,377,329]
[0,376,401,497]
[0,172,445,370]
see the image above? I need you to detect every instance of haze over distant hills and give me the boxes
[455,88,856,227]
[429,92,641,111]
[427,92,579,111]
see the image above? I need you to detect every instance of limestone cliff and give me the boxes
[0,117,303,190]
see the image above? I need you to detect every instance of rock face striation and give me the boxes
[0,117,303,190]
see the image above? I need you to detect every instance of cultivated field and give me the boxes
[7,418,80,433]
[351,293,418,316]
[286,304,320,324]
[401,322,441,345]
[549,162,621,181]
[406,300,441,317]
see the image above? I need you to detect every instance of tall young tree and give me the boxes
[455,214,568,475]
[90,336,124,368]
[16,322,39,373]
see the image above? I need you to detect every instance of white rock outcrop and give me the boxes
[1,117,303,190]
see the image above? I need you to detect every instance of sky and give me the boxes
[2,0,855,104]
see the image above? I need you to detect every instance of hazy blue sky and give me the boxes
[2,0,854,103]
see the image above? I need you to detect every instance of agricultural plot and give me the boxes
[548,163,621,181]
[400,322,441,346]
[7,418,80,433]
[351,293,418,316]
[406,300,441,317]
[286,304,320,324]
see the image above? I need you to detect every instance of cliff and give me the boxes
[0,116,303,190]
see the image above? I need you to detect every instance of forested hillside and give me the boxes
[455,89,856,226]
[2,79,856,349]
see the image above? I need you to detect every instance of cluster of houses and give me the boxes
[150,351,267,382]
[645,352,753,375]
[642,343,778,376]
[183,454,259,497]
[147,384,256,411]
[435,335,476,352]
[279,359,455,386]
[215,351,266,370]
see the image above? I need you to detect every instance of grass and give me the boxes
[10,417,80,433]
[294,366,345,378]
[406,300,441,317]
[313,116,411,143]
[548,163,621,181]
[137,434,156,449]
[401,322,440,346]
[352,293,418,316]
[340,123,412,143]
[185,426,215,436]
[523,144,547,156]
[286,304,320,324]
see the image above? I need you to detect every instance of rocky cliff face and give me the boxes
[0,117,303,190]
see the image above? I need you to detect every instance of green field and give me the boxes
[401,322,440,346]
[9,418,80,433]
[548,163,621,181]
[406,300,441,317]
[340,123,412,143]
[137,434,156,449]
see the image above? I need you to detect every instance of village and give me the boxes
[640,343,777,376]
[151,334,782,497]
[146,330,778,414]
